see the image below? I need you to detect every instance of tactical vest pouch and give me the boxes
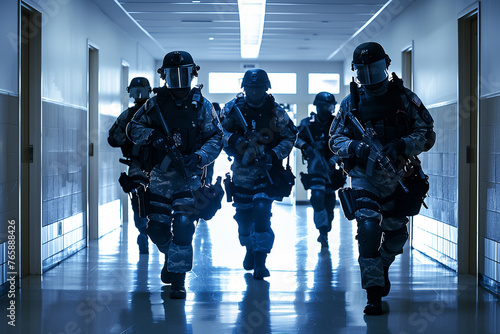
[338,187,356,220]
[194,176,225,221]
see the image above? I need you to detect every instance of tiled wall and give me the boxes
[0,92,19,294]
[482,237,500,295]
[412,215,458,271]
[41,100,87,270]
[479,94,500,292]
[98,114,124,237]
[412,102,459,270]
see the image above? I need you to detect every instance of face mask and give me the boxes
[244,86,267,107]
[164,65,194,89]
[316,103,334,121]
[353,58,388,85]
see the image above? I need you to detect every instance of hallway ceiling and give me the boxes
[106,0,413,62]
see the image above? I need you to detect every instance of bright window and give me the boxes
[209,72,296,94]
[308,73,340,94]
[268,73,296,94]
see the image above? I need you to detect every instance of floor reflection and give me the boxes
[0,203,499,334]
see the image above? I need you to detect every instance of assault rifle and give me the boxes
[231,105,273,184]
[155,105,192,179]
[348,78,408,193]
[303,125,332,184]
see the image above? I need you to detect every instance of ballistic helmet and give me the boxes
[351,42,391,85]
[157,51,200,89]
[313,92,336,106]
[241,69,271,89]
[127,77,151,99]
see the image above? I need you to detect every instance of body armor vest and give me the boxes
[235,95,282,149]
[156,89,203,155]
[356,82,410,146]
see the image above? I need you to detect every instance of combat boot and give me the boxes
[381,266,391,297]
[317,227,329,248]
[170,273,186,299]
[161,254,174,284]
[243,247,254,270]
[137,233,149,254]
[364,286,383,315]
[253,251,270,280]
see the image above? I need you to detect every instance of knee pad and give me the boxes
[172,214,195,246]
[310,190,326,212]
[146,220,171,252]
[382,226,409,254]
[357,219,382,258]
[253,198,272,233]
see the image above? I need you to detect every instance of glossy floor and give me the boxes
[1,203,499,334]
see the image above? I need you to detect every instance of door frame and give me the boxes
[20,2,42,277]
[457,3,480,275]
[87,41,99,241]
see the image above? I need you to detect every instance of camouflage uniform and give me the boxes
[330,77,435,290]
[220,93,297,270]
[127,88,222,274]
[296,112,345,244]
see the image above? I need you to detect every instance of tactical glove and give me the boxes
[350,140,370,161]
[149,130,166,150]
[302,144,316,160]
[265,150,276,165]
[381,139,405,164]
[184,153,201,168]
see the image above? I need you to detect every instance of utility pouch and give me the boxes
[118,172,135,193]
[268,162,295,198]
[194,176,224,221]
[137,186,148,218]
[338,187,356,221]
[299,172,312,190]
[392,166,429,217]
[223,172,234,202]
[329,168,347,190]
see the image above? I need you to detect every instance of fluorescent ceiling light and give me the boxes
[238,0,266,59]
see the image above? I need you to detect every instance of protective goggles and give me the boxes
[163,65,194,89]
[352,58,389,85]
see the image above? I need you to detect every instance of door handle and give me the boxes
[29,145,34,163]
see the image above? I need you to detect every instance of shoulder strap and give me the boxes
[191,84,203,109]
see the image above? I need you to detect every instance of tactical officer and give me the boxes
[220,69,297,280]
[108,77,152,254]
[127,51,223,299]
[295,92,345,247]
[330,42,435,315]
